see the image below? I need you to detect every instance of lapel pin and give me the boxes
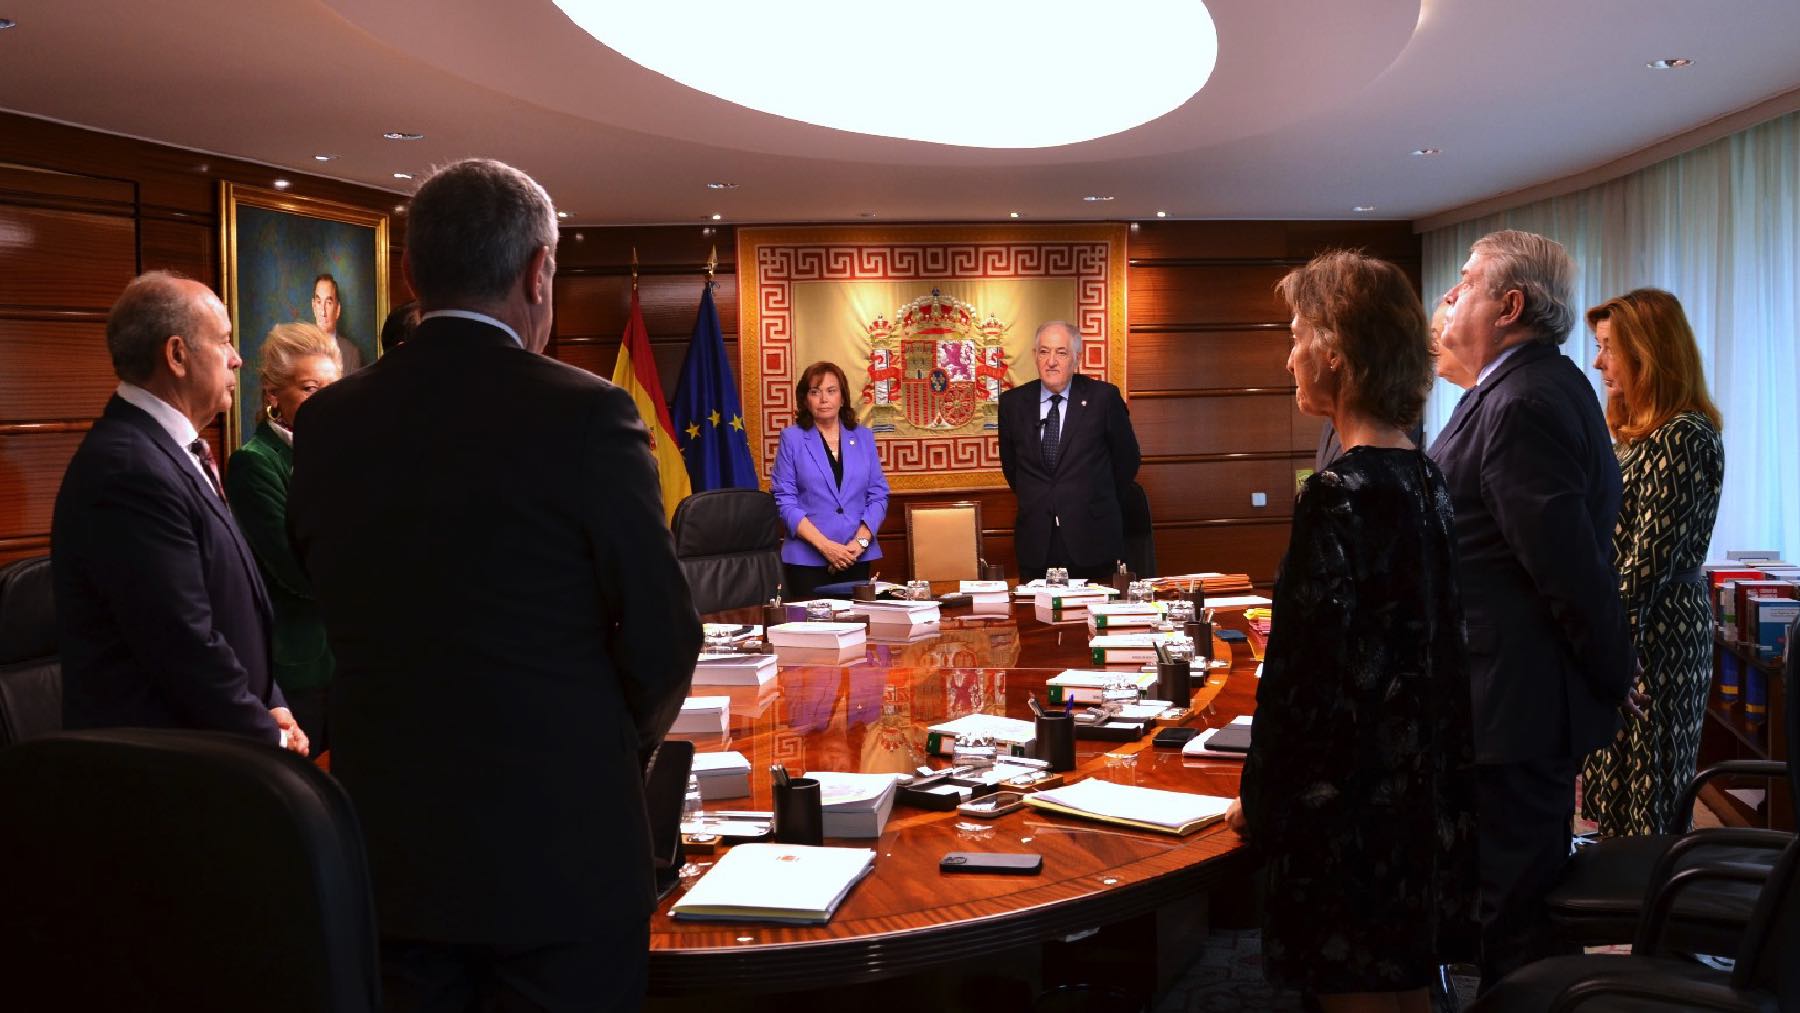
[1081,400,1088,408]
[848,438,855,446]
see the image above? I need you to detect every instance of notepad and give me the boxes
[804,771,901,838]
[1024,778,1231,835]
[766,621,867,649]
[1183,715,1253,759]
[670,843,876,923]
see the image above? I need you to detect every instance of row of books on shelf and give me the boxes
[1706,551,1799,661]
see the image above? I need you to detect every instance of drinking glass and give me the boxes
[1045,567,1070,587]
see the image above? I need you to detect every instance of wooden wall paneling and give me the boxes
[0,321,116,423]
[1131,394,1296,457]
[558,226,737,273]
[1126,220,1421,263]
[1137,458,1301,522]
[1127,263,1292,327]
[139,214,215,279]
[1152,521,1293,586]
[554,341,612,379]
[0,206,137,309]
[1126,329,1291,392]
[0,429,86,548]
[554,272,738,338]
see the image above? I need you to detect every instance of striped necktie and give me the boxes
[188,437,225,499]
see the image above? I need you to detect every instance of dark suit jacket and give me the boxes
[1315,417,1426,472]
[52,395,283,740]
[1427,341,1631,764]
[288,316,701,945]
[998,374,1141,573]
[225,422,333,693]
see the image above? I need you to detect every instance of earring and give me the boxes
[267,403,282,423]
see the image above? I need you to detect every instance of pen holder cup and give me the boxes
[772,778,824,846]
[1156,659,1192,707]
[1034,713,1076,773]
[762,604,789,630]
[981,562,1006,581]
[852,582,878,602]
[1188,619,1214,661]
[1111,570,1136,594]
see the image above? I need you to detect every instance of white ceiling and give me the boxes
[3,0,1798,226]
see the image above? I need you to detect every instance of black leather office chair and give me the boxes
[1545,624,1796,957]
[0,729,381,1012]
[1119,481,1156,578]
[1471,836,1799,1011]
[671,487,783,615]
[0,555,61,748]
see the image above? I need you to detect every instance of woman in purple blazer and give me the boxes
[771,361,889,600]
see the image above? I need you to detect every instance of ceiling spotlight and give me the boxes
[706,182,739,190]
[383,131,425,140]
[1411,147,1441,157]
[701,226,717,236]
[1154,210,1168,218]
[709,213,723,221]
[313,154,336,162]
[858,211,877,218]
[0,18,16,29]
[556,210,572,219]
[1081,195,1115,202]
[1352,205,1377,213]
[1008,211,1021,219]
[393,172,413,180]
[393,204,406,213]
[272,179,292,190]
[1646,58,1693,70]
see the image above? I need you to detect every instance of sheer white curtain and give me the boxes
[1420,111,1800,561]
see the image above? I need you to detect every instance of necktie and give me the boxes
[188,437,225,500]
[1041,393,1063,470]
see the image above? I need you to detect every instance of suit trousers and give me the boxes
[381,920,649,1013]
[1036,525,1116,585]
[1474,756,1581,993]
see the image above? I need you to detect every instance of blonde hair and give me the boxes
[258,322,341,421]
[1587,288,1721,443]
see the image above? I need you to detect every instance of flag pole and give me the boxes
[630,246,639,292]
[705,245,717,288]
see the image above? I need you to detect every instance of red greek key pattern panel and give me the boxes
[743,229,1124,490]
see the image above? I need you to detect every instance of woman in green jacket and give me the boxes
[226,322,342,751]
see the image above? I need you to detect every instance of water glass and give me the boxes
[1126,579,1154,603]
[1163,630,1196,664]
[1045,566,1070,587]
[906,579,932,601]
[805,598,835,621]
[1165,598,1195,624]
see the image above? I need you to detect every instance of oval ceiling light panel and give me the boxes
[555,1,1217,148]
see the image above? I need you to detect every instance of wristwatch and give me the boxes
[856,537,871,550]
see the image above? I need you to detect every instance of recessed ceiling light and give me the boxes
[706,182,739,190]
[1008,211,1021,219]
[313,154,336,162]
[1154,210,1168,218]
[393,172,413,180]
[858,212,877,218]
[0,18,16,29]
[709,213,723,221]
[559,2,1219,148]
[701,226,717,236]
[1647,58,1693,70]
[1082,195,1116,202]
[556,210,571,219]
[1411,147,1441,157]
[1352,205,1377,213]
[383,131,425,141]
[393,204,406,213]
[272,179,292,190]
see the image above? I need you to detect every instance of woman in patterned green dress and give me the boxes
[1581,289,1724,836]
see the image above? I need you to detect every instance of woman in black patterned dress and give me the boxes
[1227,252,1479,1011]
[1581,289,1724,836]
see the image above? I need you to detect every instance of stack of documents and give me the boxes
[766,621,867,650]
[1034,586,1118,624]
[692,652,777,686]
[670,843,877,923]
[1046,669,1159,705]
[1184,716,1254,759]
[692,750,752,799]
[854,599,942,627]
[1085,601,1166,631]
[1088,632,1176,665]
[804,771,901,838]
[1024,778,1232,836]
[1149,572,1255,596]
[959,580,1011,609]
[672,696,730,735]
[925,713,1039,757]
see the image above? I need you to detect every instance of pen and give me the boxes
[770,763,790,788]
[1027,694,1044,718]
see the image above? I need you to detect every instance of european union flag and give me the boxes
[673,281,758,490]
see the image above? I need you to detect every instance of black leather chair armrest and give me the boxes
[1634,862,1779,955]
[1676,760,1790,825]
[1552,971,1773,1012]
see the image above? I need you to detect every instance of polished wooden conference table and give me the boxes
[650,589,1265,998]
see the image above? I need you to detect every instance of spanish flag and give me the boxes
[611,289,691,523]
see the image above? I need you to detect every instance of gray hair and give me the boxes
[106,270,206,384]
[405,158,557,306]
[1034,320,1083,361]
[1471,229,1576,344]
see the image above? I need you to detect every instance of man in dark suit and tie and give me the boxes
[1428,230,1634,990]
[998,320,1141,582]
[288,158,700,1012]
[52,271,308,754]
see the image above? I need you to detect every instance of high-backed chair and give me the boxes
[0,729,381,1012]
[0,555,61,748]
[905,500,982,582]
[1545,624,1796,957]
[671,488,783,615]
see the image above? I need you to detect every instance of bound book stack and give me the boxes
[1088,632,1176,666]
[1033,586,1118,624]
[924,713,1039,757]
[670,844,876,924]
[959,580,1011,610]
[1085,601,1166,632]
[1045,669,1159,706]
[767,621,867,651]
[691,750,752,799]
[804,771,902,838]
[672,696,730,735]
[692,652,777,687]
[853,599,942,628]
